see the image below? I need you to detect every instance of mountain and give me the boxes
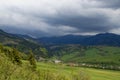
[38,33,120,46]
[0,29,43,55]
[82,33,120,46]
[37,35,90,44]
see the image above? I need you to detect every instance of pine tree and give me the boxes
[12,48,22,65]
[28,51,37,70]
[0,44,4,53]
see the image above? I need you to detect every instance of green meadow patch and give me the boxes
[37,62,120,80]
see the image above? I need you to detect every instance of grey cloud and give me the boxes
[45,15,110,32]
[0,0,120,37]
[96,0,120,9]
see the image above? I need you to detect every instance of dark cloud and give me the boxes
[98,0,120,9]
[0,0,120,37]
[45,14,111,33]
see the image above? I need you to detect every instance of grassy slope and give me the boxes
[0,46,39,80]
[37,62,120,80]
[49,45,120,65]
[85,68,120,80]
[37,62,87,80]
[0,45,88,80]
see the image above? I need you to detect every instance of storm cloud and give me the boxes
[0,0,120,37]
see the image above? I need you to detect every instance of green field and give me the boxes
[49,45,120,66]
[37,62,120,80]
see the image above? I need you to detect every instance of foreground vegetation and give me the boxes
[0,45,90,80]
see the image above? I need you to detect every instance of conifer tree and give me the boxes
[0,44,4,53]
[12,48,22,65]
[28,51,37,69]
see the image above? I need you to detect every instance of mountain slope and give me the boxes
[38,33,120,46]
[37,35,90,44]
[82,33,120,46]
[0,29,43,55]
[48,45,120,70]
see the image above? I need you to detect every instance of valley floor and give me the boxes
[37,62,120,80]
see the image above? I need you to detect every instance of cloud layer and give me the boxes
[0,0,120,37]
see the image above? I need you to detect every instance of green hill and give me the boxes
[0,45,37,80]
[0,29,46,56]
[48,45,120,70]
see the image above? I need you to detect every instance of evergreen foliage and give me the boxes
[0,45,90,80]
[12,48,22,65]
[28,51,37,69]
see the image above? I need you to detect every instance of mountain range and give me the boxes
[37,33,120,46]
[1,28,120,48]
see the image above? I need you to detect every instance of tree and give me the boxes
[0,44,4,53]
[28,51,37,70]
[12,48,22,65]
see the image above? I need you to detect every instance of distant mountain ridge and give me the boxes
[37,35,90,44]
[82,33,120,46]
[37,33,120,46]
[1,28,120,46]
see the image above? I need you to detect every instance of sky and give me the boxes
[0,0,120,37]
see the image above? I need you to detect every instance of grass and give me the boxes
[37,62,120,80]
[50,46,120,65]
[37,62,90,80]
[0,45,88,80]
[85,68,120,80]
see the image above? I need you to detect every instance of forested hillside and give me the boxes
[48,45,120,70]
[0,29,47,57]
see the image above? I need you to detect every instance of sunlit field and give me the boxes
[37,62,120,80]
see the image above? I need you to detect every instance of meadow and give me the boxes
[37,62,120,80]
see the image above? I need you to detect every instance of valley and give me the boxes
[1,0,120,80]
[0,29,120,80]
